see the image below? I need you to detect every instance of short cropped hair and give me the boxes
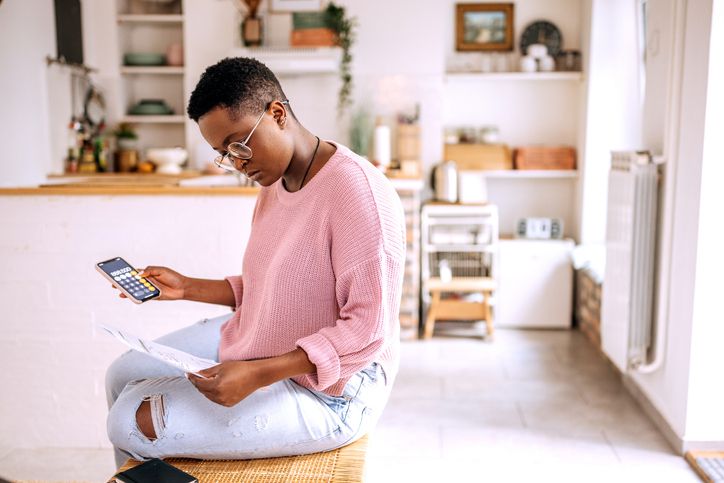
[187,57,289,122]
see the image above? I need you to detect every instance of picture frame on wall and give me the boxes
[456,3,514,51]
[270,0,321,12]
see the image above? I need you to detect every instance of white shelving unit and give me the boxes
[229,47,342,76]
[117,14,184,23]
[443,72,583,237]
[115,1,187,155]
[437,9,586,330]
[120,66,185,75]
[390,178,424,339]
[482,170,579,179]
[445,71,584,82]
[121,115,186,124]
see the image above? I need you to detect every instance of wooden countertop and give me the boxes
[0,172,261,196]
[0,171,424,196]
[0,185,261,196]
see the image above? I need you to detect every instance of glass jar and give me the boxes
[458,127,477,144]
[478,126,500,144]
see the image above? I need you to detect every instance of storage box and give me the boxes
[513,146,577,170]
[443,143,513,170]
[290,28,337,47]
[291,12,337,47]
[397,124,420,161]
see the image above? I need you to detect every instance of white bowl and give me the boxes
[147,148,187,174]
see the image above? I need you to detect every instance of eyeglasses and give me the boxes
[213,100,290,174]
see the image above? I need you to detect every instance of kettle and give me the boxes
[432,160,458,203]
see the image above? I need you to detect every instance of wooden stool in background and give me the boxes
[424,277,496,340]
[113,436,368,483]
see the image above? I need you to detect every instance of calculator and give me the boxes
[96,257,161,304]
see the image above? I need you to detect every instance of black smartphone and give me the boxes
[96,257,161,304]
[111,458,197,483]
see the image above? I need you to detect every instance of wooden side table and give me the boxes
[423,276,497,339]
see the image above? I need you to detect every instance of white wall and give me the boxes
[576,0,642,245]
[0,0,55,187]
[0,194,256,449]
[686,0,724,441]
[628,0,723,447]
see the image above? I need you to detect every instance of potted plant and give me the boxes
[115,123,138,151]
[324,2,356,116]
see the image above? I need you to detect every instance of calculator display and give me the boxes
[97,257,160,303]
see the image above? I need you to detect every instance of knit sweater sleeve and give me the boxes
[296,252,403,391]
[295,165,405,391]
[224,275,243,309]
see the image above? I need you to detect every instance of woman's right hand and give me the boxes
[136,266,187,301]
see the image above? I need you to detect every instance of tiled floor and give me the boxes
[366,328,699,482]
[0,329,699,482]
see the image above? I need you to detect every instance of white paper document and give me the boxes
[99,324,217,377]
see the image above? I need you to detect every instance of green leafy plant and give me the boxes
[324,3,356,116]
[349,108,373,157]
[114,123,138,140]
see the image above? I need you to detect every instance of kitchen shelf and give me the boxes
[121,115,186,124]
[445,71,583,82]
[117,14,184,23]
[482,170,579,179]
[424,244,498,253]
[120,66,185,75]
[229,47,342,76]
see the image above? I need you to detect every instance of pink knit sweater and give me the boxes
[220,142,405,396]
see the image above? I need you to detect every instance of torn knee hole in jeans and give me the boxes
[136,394,166,441]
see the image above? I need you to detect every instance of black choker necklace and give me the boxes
[298,136,320,190]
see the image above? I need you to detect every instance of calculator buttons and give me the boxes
[130,270,137,276]
[148,286,156,292]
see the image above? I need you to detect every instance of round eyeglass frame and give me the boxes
[213,100,290,174]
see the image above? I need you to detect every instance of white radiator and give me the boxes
[601,151,659,371]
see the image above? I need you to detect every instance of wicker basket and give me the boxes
[514,146,577,170]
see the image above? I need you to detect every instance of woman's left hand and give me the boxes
[188,361,264,407]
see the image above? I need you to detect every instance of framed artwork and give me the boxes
[270,0,321,12]
[456,3,514,51]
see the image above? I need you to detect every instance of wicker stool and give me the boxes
[113,436,368,483]
[423,276,496,340]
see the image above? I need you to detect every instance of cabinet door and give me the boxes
[497,239,574,328]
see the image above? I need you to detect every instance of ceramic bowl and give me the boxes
[129,99,173,115]
[124,53,166,66]
[147,148,188,174]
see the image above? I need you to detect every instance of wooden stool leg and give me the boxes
[483,290,494,339]
[424,290,441,339]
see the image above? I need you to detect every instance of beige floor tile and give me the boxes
[440,426,619,465]
[367,426,442,460]
[379,398,524,430]
[443,377,584,405]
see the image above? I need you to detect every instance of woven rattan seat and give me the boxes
[113,436,368,483]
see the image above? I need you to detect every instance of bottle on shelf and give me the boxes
[64,147,78,174]
[78,143,97,173]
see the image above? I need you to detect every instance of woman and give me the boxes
[105,57,405,466]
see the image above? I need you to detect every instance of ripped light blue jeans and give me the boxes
[105,313,392,468]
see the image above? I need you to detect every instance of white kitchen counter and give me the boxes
[0,192,256,448]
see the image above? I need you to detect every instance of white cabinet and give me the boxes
[496,239,574,328]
